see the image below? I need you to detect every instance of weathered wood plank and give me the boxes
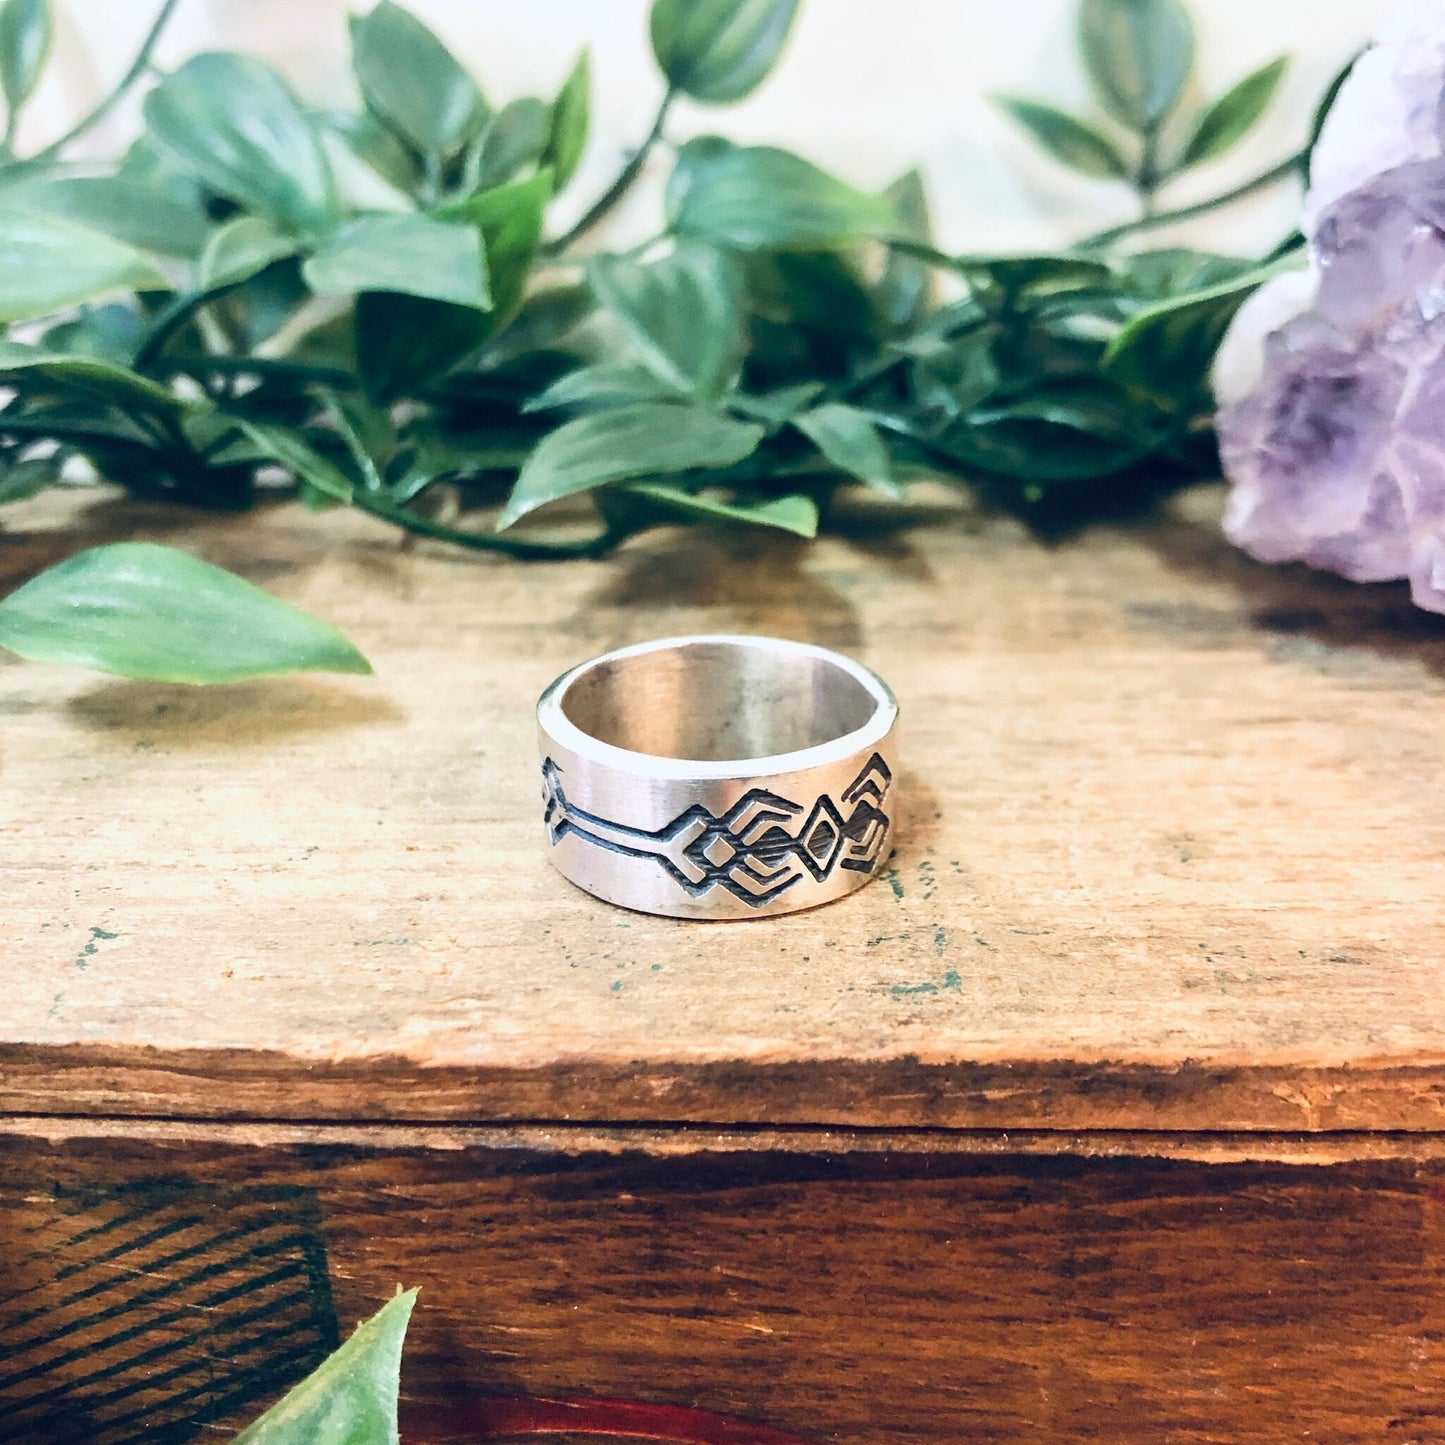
[7,1044,1445,1132]
[1,1131,1440,1444]
[3,484,1445,1133]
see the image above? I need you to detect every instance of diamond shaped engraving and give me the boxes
[795,796,846,879]
[702,833,738,867]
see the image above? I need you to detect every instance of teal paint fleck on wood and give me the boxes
[888,969,962,999]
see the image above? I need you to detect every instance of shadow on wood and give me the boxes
[63,677,403,746]
[1137,492,1445,682]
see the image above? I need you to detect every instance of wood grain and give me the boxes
[3,1130,1442,1444]
[3,484,1445,1133]
[21,1112,1445,1165]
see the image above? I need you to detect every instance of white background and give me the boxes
[33,1,1395,254]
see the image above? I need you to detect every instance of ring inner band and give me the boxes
[558,638,880,763]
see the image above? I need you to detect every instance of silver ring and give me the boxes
[535,635,900,919]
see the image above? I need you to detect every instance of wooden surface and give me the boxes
[3,482,1445,1133]
[5,1127,1445,1445]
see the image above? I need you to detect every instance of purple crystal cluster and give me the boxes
[1216,1,1445,612]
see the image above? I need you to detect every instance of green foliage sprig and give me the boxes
[0,0,1333,682]
[996,0,1291,225]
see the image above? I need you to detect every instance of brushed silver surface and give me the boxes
[535,635,899,919]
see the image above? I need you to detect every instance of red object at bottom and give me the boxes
[403,1395,813,1444]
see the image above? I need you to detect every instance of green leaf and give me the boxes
[663,133,730,216]
[749,250,876,333]
[0,542,371,684]
[745,252,879,380]
[526,360,681,412]
[0,338,189,412]
[499,402,764,529]
[650,0,799,103]
[477,282,591,367]
[386,424,535,500]
[624,482,818,536]
[0,174,208,256]
[474,98,551,191]
[214,260,309,351]
[144,54,335,235]
[357,171,549,399]
[668,139,895,250]
[1119,246,1260,299]
[919,247,1115,299]
[112,132,208,205]
[1078,0,1194,132]
[350,1,487,158]
[901,376,1162,489]
[0,208,166,322]
[1176,57,1287,169]
[875,168,932,333]
[354,294,473,403]
[993,97,1129,179]
[316,108,418,193]
[199,216,300,289]
[39,301,145,363]
[544,50,590,189]
[988,253,1115,297]
[232,419,354,502]
[0,454,57,504]
[0,0,49,114]
[907,327,1000,420]
[792,402,901,498]
[726,382,822,425]
[986,310,1110,391]
[934,412,1155,487]
[232,1291,415,1443]
[0,453,55,505]
[971,386,1144,440]
[316,127,414,215]
[446,170,550,322]
[1103,254,1299,408]
[587,241,744,398]
[305,214,491,309]
[326,391,390,492]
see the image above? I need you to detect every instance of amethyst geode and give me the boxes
[1215,0,1445,612]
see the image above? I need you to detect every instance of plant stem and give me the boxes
[350,488,623,560]
[420,149,443,207]
[1134,123,1161,219]
[543,88,675,256]
[133,280,247,375]
[0,415,162,452]
[173,355,359,389]
[29,0,182,163]
[1080,149,1308,249]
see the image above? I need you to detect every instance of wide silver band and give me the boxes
[535,635,900,919]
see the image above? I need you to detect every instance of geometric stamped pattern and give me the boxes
[542,753,892,906]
